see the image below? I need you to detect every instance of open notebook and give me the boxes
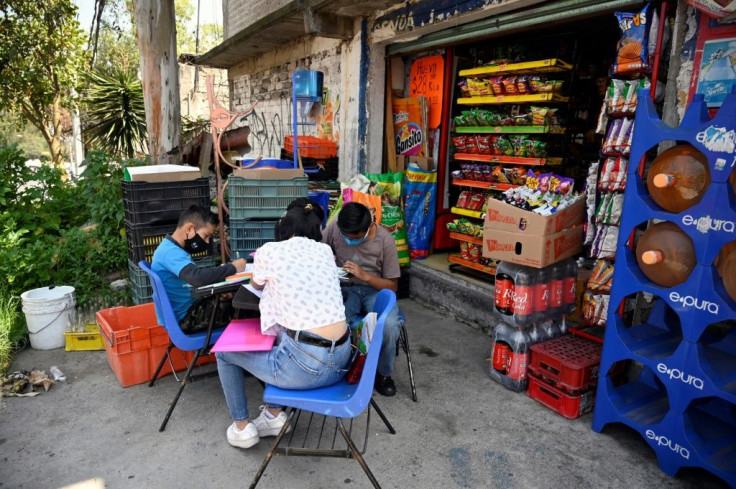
[210,318,276,352]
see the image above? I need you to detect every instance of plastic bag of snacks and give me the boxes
[403,166,437,259]
[364,171,411,267]
[612,4,652,75]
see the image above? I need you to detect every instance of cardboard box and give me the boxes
[232,167,305,180]
[124,164,202,182]
[484,198,585,236]
[396,155,434,172]
[482,225,583,268]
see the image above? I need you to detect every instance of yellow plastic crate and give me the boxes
[65,324,105,351]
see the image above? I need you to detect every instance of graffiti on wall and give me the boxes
[317,88,340,143]
[372,0,517,34]
[239,94,292,158]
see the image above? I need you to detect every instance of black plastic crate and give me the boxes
[128,256,217,305]
[281,149,338,181]
[124,220,213,263]
[122,178,210,225]
[229,219,278,257]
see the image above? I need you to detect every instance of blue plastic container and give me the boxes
[308,190,330,228]
[237,158,295,170]
[293,69,323,100]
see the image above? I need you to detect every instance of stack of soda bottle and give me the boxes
[489,258,579,392]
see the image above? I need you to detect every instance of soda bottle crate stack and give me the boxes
[226,174,308,259]
[591,88,736,487]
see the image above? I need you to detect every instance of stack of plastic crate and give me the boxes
[122,178,214,304]
[591,89,736,486]
[527,335,602,419]
[227,174,308,257]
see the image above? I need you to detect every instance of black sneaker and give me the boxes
[375,373,396,397]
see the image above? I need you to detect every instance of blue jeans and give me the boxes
[215,328,352,421]
[341,285,405,377]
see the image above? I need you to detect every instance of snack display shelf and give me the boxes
[458,93,569,105]
[451,207,484,219]
[447,254,496,275]
[459,58,573,77]
[454,153,563,166]
[451,179,519,191]
[449,232,483,246]
[455,126,566,134]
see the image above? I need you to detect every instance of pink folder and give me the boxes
[211,319,276,352]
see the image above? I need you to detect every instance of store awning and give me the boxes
[197,0,407,69]
[387,0,646,56]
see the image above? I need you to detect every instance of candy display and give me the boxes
[493,171,581,216]
[452,135,549,157]
[451,163,528,185]
[453,107,558,127]
[446,218,484,238]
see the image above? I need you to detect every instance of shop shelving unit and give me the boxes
[592,88,736,487]
[448,58,572,278]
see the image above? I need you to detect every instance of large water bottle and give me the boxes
[646,144,711,213]
[716,241,736,302]
[635,221,697,287]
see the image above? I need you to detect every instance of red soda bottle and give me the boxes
[533,267,550,322]
[512,267,534,327]
[494,262,515,316]
[549,262,565,317]
[563,259,578,314]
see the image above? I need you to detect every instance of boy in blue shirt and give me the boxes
[152,205,246,328]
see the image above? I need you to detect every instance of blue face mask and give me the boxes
[340,227,370,247]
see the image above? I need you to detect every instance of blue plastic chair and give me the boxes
[249,289,398,489]
[139,261,227,432]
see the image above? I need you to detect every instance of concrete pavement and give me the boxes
[0,298,729,489]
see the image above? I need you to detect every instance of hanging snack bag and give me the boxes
[452,136,468,152]
[503,77,519,95]
[365,171,411,267]
[489,76,505,96]
[403,166,438,259]
[517,76,533,94]
[393,97,428,157]
[612,4,651,75]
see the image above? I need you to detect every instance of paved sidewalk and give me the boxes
[0,299,728,489]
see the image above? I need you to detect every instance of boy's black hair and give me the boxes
[275,201,323,242]
[337,202,372,235]
[178,205,218,229]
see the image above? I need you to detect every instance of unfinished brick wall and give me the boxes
[229,38,344,160]
[223,0,294,40]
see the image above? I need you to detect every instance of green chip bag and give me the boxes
[364,171,411,267]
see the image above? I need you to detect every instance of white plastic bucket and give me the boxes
[20,286,76,350]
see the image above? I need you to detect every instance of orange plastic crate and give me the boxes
[284,135,337,159]
[97,303,215,388]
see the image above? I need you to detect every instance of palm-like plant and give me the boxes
[83,68,147,158]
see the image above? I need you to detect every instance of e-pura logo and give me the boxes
[657,363,704,390]
[645,430,690,460]
[395,123,424,156]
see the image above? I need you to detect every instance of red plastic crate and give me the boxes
[97,303,214,387]
[529,334,602,392]
[284,135,337,159]
[527,373,596,419]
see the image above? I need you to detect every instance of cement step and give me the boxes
[403,253,495,334]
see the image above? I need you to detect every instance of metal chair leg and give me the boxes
[369,398,396,434]
[400,326,418,402]
[149,343,174,387]
[337,418,382,489]
[159,349,201,432]
[249,413,294,489]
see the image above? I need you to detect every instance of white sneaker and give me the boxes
[252,405,290,437]
[226,422,259,449]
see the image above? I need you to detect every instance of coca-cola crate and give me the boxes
[528,365,594,396]
[529,334,602,391]
[122,178,210,225]
[527,372,596,419]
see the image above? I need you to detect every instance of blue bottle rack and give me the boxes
[592,87,736,487]
[291,69,323,174]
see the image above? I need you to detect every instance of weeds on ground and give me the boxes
[0,293,26,376]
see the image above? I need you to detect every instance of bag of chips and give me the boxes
[612,4,652,75]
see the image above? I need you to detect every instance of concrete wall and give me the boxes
[223,0,294,39]
[179,63,229,120]
[228,36,347,161]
